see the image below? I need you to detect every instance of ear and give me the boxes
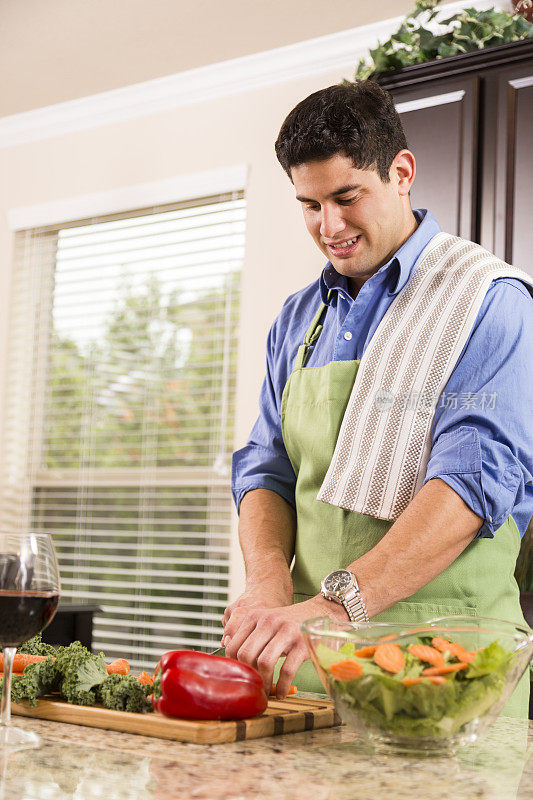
[390,150,416,196]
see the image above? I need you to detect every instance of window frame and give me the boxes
[2,166,247,663]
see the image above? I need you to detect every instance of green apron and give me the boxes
[279,302,530,717]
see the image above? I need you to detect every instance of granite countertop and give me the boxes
[2,712,533,800]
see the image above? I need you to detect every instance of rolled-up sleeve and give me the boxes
[424,278,533,539]
[231,321,296,513]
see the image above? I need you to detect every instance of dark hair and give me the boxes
[275,81,408,182]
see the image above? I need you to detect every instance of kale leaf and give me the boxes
[97,674,152,713]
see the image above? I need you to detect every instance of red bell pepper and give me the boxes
[152,650,268,720]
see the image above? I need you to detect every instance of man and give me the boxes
[223,81,533,716]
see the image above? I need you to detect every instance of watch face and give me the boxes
[324,570,353,594]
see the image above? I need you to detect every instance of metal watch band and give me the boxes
[343,574,369,625]
[343,590,369,625]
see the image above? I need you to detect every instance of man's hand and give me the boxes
[223,596,345,699]
[222,578,293,630]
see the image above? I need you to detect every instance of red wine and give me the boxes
[0,591,59,648]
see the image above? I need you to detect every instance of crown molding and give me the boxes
[0,0,507,149]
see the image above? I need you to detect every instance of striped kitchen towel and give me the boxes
[317,232,533,520]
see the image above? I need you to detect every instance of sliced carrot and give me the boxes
[269,683,297,696]
[354,646,377,658]
[402,677,424,686]
[374,643,405,674]
[431,637,475,663]
[407,644,446,668]
[137,671,154,686]
[329,660,363,681]
[0,653,47,672]
[402,675,446,686]
[431,636,452,653]
[106,658,130,675]
[458,650,476,664]
[445,642,470,660]
[423,662,468,676]
[378,633,399,642]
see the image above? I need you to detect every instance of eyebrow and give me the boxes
[296,183,362,203]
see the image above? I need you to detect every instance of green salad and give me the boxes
[316,636,515,738]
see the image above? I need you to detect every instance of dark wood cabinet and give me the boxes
[378,39,533,277]
[393,76,479,240]
[379,43,533,718]
[492,62,533,269]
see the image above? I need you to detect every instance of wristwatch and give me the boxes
[321,569,369,625]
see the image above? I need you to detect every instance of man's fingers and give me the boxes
[222,599,247,628]
[222,595,263,630]
[274,644,308,699]
[234,620,284,671]
[222,607,307,699]
[222,605,233,629]
[224,606,277,652]
[223,615,257,659]
[222,602,241,629]
[222,605,250,643]
[253,624,300,693]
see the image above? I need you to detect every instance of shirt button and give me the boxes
[343,331,353,341]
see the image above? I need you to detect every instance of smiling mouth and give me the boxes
[326,236,360,256]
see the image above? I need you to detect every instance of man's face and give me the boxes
[291,152,415,292]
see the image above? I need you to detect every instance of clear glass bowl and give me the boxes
[301,615,533,756]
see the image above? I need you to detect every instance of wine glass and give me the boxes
[0,532,60,750]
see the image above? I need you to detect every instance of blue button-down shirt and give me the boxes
[232,210,533,539]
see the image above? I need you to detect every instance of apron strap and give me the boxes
[293,299,329,370]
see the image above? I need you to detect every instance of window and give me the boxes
[1,192,245,669]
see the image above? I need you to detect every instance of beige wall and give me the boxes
[0,0,463,594]
[0,0,422,116]
[0,0,463,430]
[0,70,344,461]
[0,67,347,594]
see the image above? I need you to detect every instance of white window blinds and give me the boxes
[1,192,245,669]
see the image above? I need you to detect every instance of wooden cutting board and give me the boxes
[12,695,341,744]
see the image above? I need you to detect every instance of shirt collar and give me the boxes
[319,209,442,304]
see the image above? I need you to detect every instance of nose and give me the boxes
[319,203,346,240]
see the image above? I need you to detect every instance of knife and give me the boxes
[210,646,225,656]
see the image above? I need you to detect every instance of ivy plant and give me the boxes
[353,0,533,80]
